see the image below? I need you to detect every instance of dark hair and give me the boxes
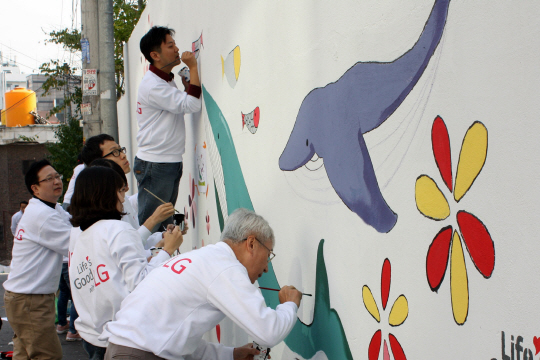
[140,26,175,65]
[69,167,125,227]
[20,201,28,206]
[81,134,115,165]
[89,159,127,186]
[25,159,53,195]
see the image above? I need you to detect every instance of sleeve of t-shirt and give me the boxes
[109,228,169,292]
[145,231,163,250]
[136,226,152,245]
[207,266,298,347]
[10,213,19,236]
[148,82,202,115]
[37,212,72,256]
[184,338,234,360]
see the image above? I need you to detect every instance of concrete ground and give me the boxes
[0,273,88,359]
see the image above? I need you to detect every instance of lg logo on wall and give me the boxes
[492,332,539,360]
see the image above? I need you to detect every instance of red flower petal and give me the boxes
[432,116,453,192]
[389,333,407,360]
[426,226,453,291]
[368,330,382,360]
[457,211,495,278]
[381,259,391,310]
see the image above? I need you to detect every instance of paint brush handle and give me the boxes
[144,188,181,213]
[259,287,312,297]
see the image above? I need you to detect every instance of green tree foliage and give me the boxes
[113,0,146,98]
[39,61,82,119]
[46,119,83,197]
[39,0,145,119]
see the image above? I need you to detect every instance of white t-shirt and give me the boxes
[122,193,162,253]
[63,164,86,205]
[135,69,202,163]
[102,242,298,360]
[4,198,71,294]
[68,220,170,347]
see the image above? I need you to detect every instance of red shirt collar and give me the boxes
[149,64,174,82]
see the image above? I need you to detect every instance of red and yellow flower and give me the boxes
[415,116,494,325]
[363,259,408,360]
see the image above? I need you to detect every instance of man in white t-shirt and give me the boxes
[134,26,201,232]
[102,208,303,360]
[3,159,71,359]
[10,201,27,236]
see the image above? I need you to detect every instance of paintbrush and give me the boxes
[259,287,312,296]
[143,188,181,214]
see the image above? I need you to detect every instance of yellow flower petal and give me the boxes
[454,122,488,202]
[388,295,408,326]
[450,231,469,324]
[362,285,380,322]
[415,175,450,220]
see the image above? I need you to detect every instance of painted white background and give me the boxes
[118,1,540,359]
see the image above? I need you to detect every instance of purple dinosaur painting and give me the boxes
[279,0,451,233]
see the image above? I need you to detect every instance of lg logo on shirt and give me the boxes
[137,102,142,114]
[163,257,192,274]
[15,229,24,241]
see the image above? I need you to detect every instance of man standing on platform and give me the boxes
[134,26,201,231]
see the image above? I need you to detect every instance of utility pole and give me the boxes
[63,63,71,124]
[98,0,118,140]
[81,0,118,140]
[81,0,101,138]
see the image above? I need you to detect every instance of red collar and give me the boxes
[149,64,174,82]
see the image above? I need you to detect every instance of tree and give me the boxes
[39,0,145,119]
[39,61,82,120]
[46,118,84,196]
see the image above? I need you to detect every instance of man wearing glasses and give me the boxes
[3,159,72,359]
[102,208,302,360]
[64,134,132,211]
[78,133,175,249]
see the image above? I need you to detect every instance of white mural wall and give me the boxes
[117,1,540,359]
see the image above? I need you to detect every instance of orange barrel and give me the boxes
[1,109,5,125]
[5,88,36,127]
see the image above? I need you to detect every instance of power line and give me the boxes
[0,43,40,64]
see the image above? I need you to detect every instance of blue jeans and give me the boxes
[83,340,106,360]
[134,157,183,232]
[57,262,79,334]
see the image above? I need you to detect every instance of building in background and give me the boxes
[0,52,80,124]
[0,125,59,264]
[0,54,26,110]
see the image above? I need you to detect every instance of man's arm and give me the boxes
[181,51,200,87]
[148,83,201,115]
[10,212,19,237]
[37,212,72,256]
[208,267,299,348]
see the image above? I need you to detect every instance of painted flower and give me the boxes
[363,259,408,360]
[188,173,197,228]
[415,116,495,325]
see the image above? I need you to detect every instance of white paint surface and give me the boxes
[117,1,540,359]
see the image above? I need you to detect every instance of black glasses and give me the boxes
[38,174,63,183]
[103,147,126,158]
[243,237,275,262]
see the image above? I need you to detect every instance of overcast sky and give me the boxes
[0,0,80,74]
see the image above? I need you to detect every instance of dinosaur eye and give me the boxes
[218,133,220,140]
[306,139,309,146]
